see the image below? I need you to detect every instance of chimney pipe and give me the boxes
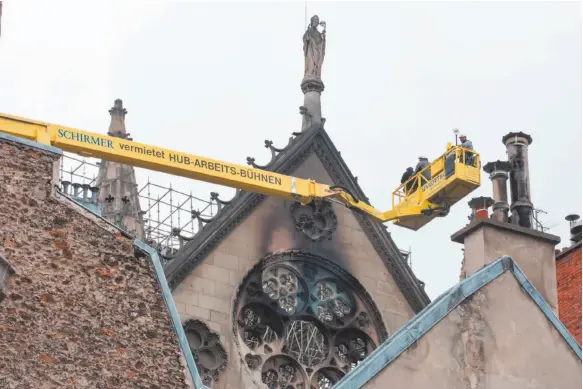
[502,132,533,229]
[81,184,91,201]
[468,196,495,221]
[90,186,100,204]
[566,214,582,245]
[72,183,82,198]
[483,160,511,222]
[61,181,71,195]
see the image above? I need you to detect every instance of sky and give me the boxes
[0,0,581,299]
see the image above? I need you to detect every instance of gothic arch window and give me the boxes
[233,250,388,389]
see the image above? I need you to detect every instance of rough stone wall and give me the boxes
[556,244,582,344]
[362,272,582,389]
[172,152,415,389]
[0,139,189,389]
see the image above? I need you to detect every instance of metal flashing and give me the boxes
[511,260,582,359]
[134,241,208,389]
[0,131,63,155]
[333,256,582,389]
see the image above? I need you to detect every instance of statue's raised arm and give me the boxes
[302,15,326,83]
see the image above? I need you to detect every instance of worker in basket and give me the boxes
[415,156,431,183]
[400,167,414,194]
[405,157,430,194]
[459,133,475,166]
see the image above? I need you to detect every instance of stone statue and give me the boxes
[303,15,326,83]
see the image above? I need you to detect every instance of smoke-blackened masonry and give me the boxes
[233,250,387,389]
[290,200,338,242]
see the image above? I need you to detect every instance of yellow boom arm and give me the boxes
[0,112,481,229]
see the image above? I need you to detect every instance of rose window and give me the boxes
[284,320,329,367]
[234,251,388,389]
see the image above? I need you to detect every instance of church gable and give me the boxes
[171,148,415,330]
[168,126,430,388]
[166,126,429,313]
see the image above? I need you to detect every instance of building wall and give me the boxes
[0,138,189,389]
[172,152,416,389]
[459,221,559,313]
[362,272,582,389]
[556,243,582,345]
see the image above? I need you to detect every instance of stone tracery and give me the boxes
[183,320,228,387]
[234,250,387,389]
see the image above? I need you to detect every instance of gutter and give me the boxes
[134,240,209,389]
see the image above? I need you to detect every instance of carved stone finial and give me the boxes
[107,99,128,138]
[109,99,127,117]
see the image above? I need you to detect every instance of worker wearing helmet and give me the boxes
[459,134,473,149]
[459,133,474,165]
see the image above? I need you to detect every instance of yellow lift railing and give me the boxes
[0,112,481,230]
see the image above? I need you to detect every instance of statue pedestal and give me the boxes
[300,78,325,131]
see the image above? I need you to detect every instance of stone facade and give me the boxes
[171,152,416,389]
[451,218,560,314]
[556,242,582,345]
[0,137,188,388]
[361,271,582,389]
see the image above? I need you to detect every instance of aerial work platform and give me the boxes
[392,146,481,230]
[0,112,480,231]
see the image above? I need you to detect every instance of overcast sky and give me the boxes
[1,1,581,299]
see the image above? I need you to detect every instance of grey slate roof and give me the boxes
[334,256,583,389]
[164,124,431,313]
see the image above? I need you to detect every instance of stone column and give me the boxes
[300,80,324,131]
[503,132,533,228]
[483,160,511,223]
[451,218,560,314]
